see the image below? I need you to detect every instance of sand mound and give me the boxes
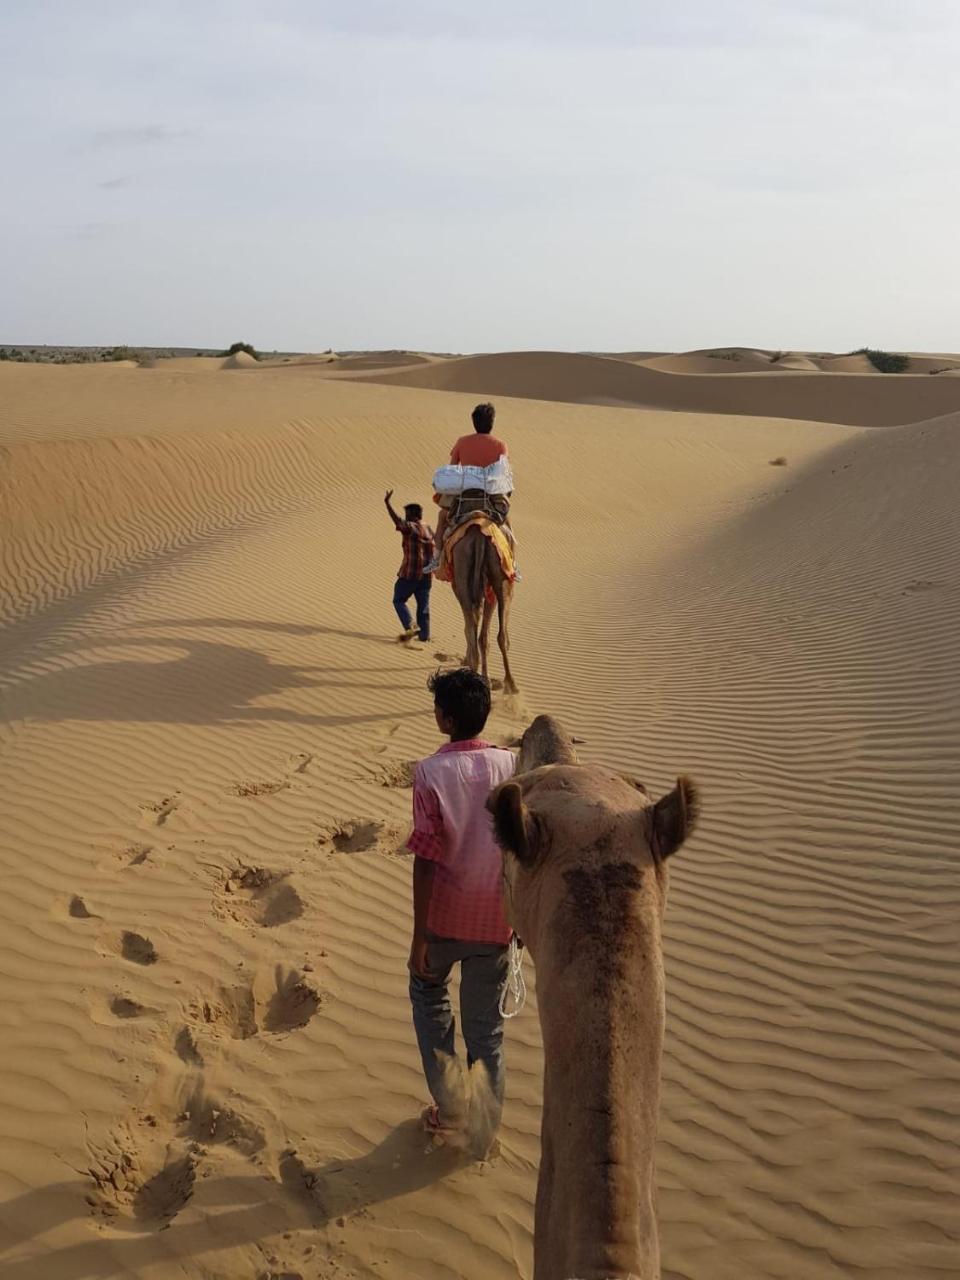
[355,348,960,426]
[1,361,957,1279]
[221,350,260,369]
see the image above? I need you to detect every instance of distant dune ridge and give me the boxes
[0,350,957,1279]
[332,347,960,426]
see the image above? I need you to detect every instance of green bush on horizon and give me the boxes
[219,341,259,360]
[852,347,910,374]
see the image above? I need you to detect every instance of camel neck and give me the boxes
[533,953,664,1280]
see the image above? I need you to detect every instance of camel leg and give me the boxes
[453,529,480,672]
[497,584,517,694]
[463,605,481,673]
[479,596,495,681]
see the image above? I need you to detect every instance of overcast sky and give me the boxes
[3,1,960,352]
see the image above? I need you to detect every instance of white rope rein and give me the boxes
[499,936,527,1019]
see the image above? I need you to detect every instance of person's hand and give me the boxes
[384,489,394,504]
[408,934,435,980]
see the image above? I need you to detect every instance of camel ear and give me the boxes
[651,776,700,860]
[488,781,540,866]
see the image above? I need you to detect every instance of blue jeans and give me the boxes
[393,576,431,641]
[410,935,509,1122]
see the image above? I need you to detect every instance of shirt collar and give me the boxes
[437,738,494,754]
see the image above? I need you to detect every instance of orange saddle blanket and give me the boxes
[437,514,516,598]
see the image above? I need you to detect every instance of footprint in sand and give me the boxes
[214,866,304,929]
[328,820,383,854]
[368,760,415,789]
[189,981,258,1041]
[174,1026,204,1067]
[110,995,158,1019]
[231,779,291,798]
[139,793,181,829]
[319,819,406,856]
[286,751,314,775]
[120,931,158,965]
[68,894,97,919]
[186,967,320,1044]
[263,967,322,1034]
[177,1085,266,1156]
[278,1149,326,1224]
[86,1120,197,1228]
[122,843,153,867]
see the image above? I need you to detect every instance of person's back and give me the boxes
[414,737,514,944]
[450,430,507,469]
[407,668,515,1141]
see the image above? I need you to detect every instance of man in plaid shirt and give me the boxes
[407,668,516,1135]
[384,489,435,642]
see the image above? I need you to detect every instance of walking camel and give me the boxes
[488,715,699,1280]
[450,522,517,694]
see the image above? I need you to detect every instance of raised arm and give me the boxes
[384,488,403,529]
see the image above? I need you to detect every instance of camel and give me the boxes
[450,522,517,694]
[488,715,699,1280]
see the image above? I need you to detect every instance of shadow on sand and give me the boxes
[0,618,433,729]
[0,1121,469,1278]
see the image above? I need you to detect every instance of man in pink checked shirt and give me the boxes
[407,668,515,1135]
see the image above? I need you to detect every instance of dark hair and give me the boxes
[428,667,491,738]
[471,402,496,435]
[404,503,423,520]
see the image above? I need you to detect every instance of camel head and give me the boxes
[488,715,699,957]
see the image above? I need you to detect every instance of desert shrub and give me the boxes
[708,350,741,362]
[101,345,135,362]
[219,341,259,360]
[0,348,8,361]
[769,456,788,466]
[852,347,910,373]
[770,351,785,363]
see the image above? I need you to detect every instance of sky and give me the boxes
[2,0,960,352]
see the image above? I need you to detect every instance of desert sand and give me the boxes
[0,351,957,1279]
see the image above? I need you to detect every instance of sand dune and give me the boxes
[772,352,820,370]
[333,351,442,371]
[353,348,960,426]
[1,359,958,1279]
[642,351,778,375]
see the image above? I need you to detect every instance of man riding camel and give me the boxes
[423,403,518,576]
